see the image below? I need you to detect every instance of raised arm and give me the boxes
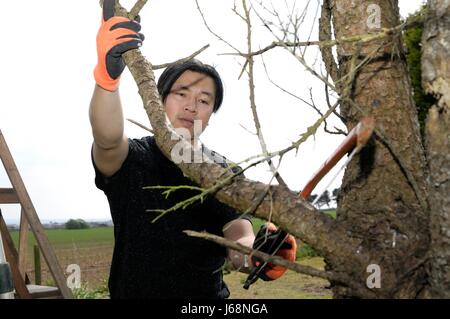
[89,0,144,177]
[89,86,129,177]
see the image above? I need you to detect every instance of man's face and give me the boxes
[164,70,215,138]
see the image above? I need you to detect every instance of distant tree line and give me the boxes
[65,219,90,230]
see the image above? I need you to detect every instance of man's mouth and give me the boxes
[178,118,195,128]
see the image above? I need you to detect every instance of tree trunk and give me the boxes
[329,0,430,298]
[422,0,450,299]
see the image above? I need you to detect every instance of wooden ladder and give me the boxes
[0,130,73,299]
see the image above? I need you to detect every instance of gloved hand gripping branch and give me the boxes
[94,0,145,91]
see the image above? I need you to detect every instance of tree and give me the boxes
[331,188,340,206]
[317,190,331,209]
[307,194,318,204]
[110,0,449,298]
[65,219,90,230]
[403,5,436,138]
[323,0,430,298]
[422,0,450,298]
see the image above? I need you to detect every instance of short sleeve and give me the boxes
[91,136,154,193]
[92,141,130,193]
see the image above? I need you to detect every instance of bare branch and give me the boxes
[260,54,314,108]
[195,0,242,53]
[126,118,154,134]
[220,20,413,60]
[299,0,319,57]
[184,230,376,298]
[129,0,148,19]
[152,44,210,70]
[240,0,288,188]
[324,83,346,123]
[239,123,257,136]
[308,88,346,136]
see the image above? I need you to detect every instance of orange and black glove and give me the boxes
[250,222,297,281]
[94,0,145,91]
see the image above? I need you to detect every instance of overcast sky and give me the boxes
[0,0,426,224]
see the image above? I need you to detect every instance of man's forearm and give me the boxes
[89,85,125,149]
[227,235,255,274]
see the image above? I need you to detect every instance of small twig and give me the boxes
[143,185,205,199]
[129,0,148,19]
[300,0,319,57]
[126,118,154,134]
[324,83,346,123]
[147,190,209,222]
[260,45,315,108]
[195,0,242,53]
[308,88,346,136]
[152,44,210,70]
[239,124,257,136]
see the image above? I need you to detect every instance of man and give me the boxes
[89,0,296,299]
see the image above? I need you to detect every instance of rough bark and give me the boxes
[330,0,430,298]
[422,0,450,299]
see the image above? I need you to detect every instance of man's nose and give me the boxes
[184,96,198,113]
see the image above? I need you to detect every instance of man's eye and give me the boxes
[176,92,186,97]
[200,99,210,105]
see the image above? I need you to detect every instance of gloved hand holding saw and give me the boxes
[244,222,297,288]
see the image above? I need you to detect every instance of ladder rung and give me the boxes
[0,188,20,204]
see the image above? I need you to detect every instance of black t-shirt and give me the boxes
[92,136,250,299]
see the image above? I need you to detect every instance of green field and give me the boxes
[9,227,114,250]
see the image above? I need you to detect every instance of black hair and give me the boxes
[157,59,224,112]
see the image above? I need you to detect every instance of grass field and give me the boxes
[225,257,331,299]
[7,212,334,298]
[10,227,114,249]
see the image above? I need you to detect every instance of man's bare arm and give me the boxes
[89,85,129,177]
